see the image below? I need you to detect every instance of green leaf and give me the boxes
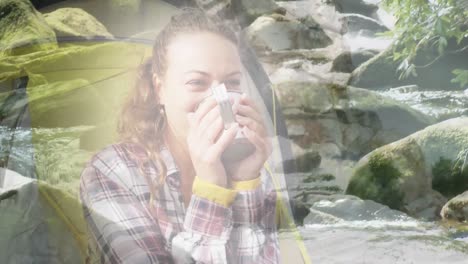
[451,69,468,88]
[438,37,447,55]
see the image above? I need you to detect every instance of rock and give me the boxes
[232,0,284,26]
[290,199,311,225]
[274,81,434,158]
[388,84,420,93]
[288,143,321,172]
[346,139,430,212]
[347,117,468,218]
[44,8,113,40]
[331,49,379,73]
[0,0,57,56]
[307,194,411,222]
[328,0,379,20]
[304,207,341,225]
[340,14,388,36]
[348,47,395,89]
[405,190,447,220]
[244,14,332,52]
[349,38,468,90]
[441,191,468,222]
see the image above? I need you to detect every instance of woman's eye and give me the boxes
[188,79,208,88]
[225,79,241,89]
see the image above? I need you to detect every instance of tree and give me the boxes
[381,0,468,87]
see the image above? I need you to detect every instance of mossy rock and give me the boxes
[274,81,434,157]
[44,8,113,40]
[432,151,468,199]
[346,139,426,211]
[348,37,468,90]
[0,0,57,57]
[245,14,332,52]
[347,117,468,217]
[441,191,468,222]
[32,126,94,191]
[232,0,281,26]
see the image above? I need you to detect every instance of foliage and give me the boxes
[381,0,468,86]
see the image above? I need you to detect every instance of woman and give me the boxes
[79,7,279,264]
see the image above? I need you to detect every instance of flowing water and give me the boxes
[297,196,468,263]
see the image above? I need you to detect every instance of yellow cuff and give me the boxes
[231,177,261,190]
[192,176,237,207]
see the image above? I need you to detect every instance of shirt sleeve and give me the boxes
[170,176,234,263]
[171,170,280,264]
[228,167,280,263]
[79,165,173,264]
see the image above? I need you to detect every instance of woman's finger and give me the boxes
[235,115,267,137]
[243,126,267,156]
[240,93,261,113]
[235,103,263,125]
[193,97,218,125]
[198,104,221,134]
[203,115,224,145]
[212,123,239,156]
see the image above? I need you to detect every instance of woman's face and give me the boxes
[155,31,243,144]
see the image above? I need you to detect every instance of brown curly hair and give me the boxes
[116,7,240,205]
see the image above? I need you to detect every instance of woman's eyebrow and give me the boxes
[183,70,242,77]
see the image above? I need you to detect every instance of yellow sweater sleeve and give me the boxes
[192,176,237,207]
[231,176,261,190]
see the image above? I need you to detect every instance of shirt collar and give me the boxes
[159,143,181,189]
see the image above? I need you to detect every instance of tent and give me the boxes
[0,0,310,263]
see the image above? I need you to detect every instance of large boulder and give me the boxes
[327,0,379,20]
[232,0,284,27]
[349,38,468,90]
[331,49,378,73]
[0,0,57,56]
[274,81,434,159]
[340,14,388,36]
[441,191,468,222]
[347,117,468,219]
[44,8,113,41]
[244,14,332,52]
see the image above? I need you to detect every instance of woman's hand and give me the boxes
[225,94,273,182]
[186,97,239,187]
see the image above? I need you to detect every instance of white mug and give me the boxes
[196,84,255,163]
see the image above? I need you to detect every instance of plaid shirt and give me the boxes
[79,142,279,263]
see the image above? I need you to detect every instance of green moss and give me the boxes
[0,0,57,57]
[347,153,405,210]
[432,151,468,199]
[302,173,335,183]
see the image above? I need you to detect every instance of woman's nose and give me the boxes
[210,80,222,88]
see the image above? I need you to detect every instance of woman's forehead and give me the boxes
[166,32,242,74]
